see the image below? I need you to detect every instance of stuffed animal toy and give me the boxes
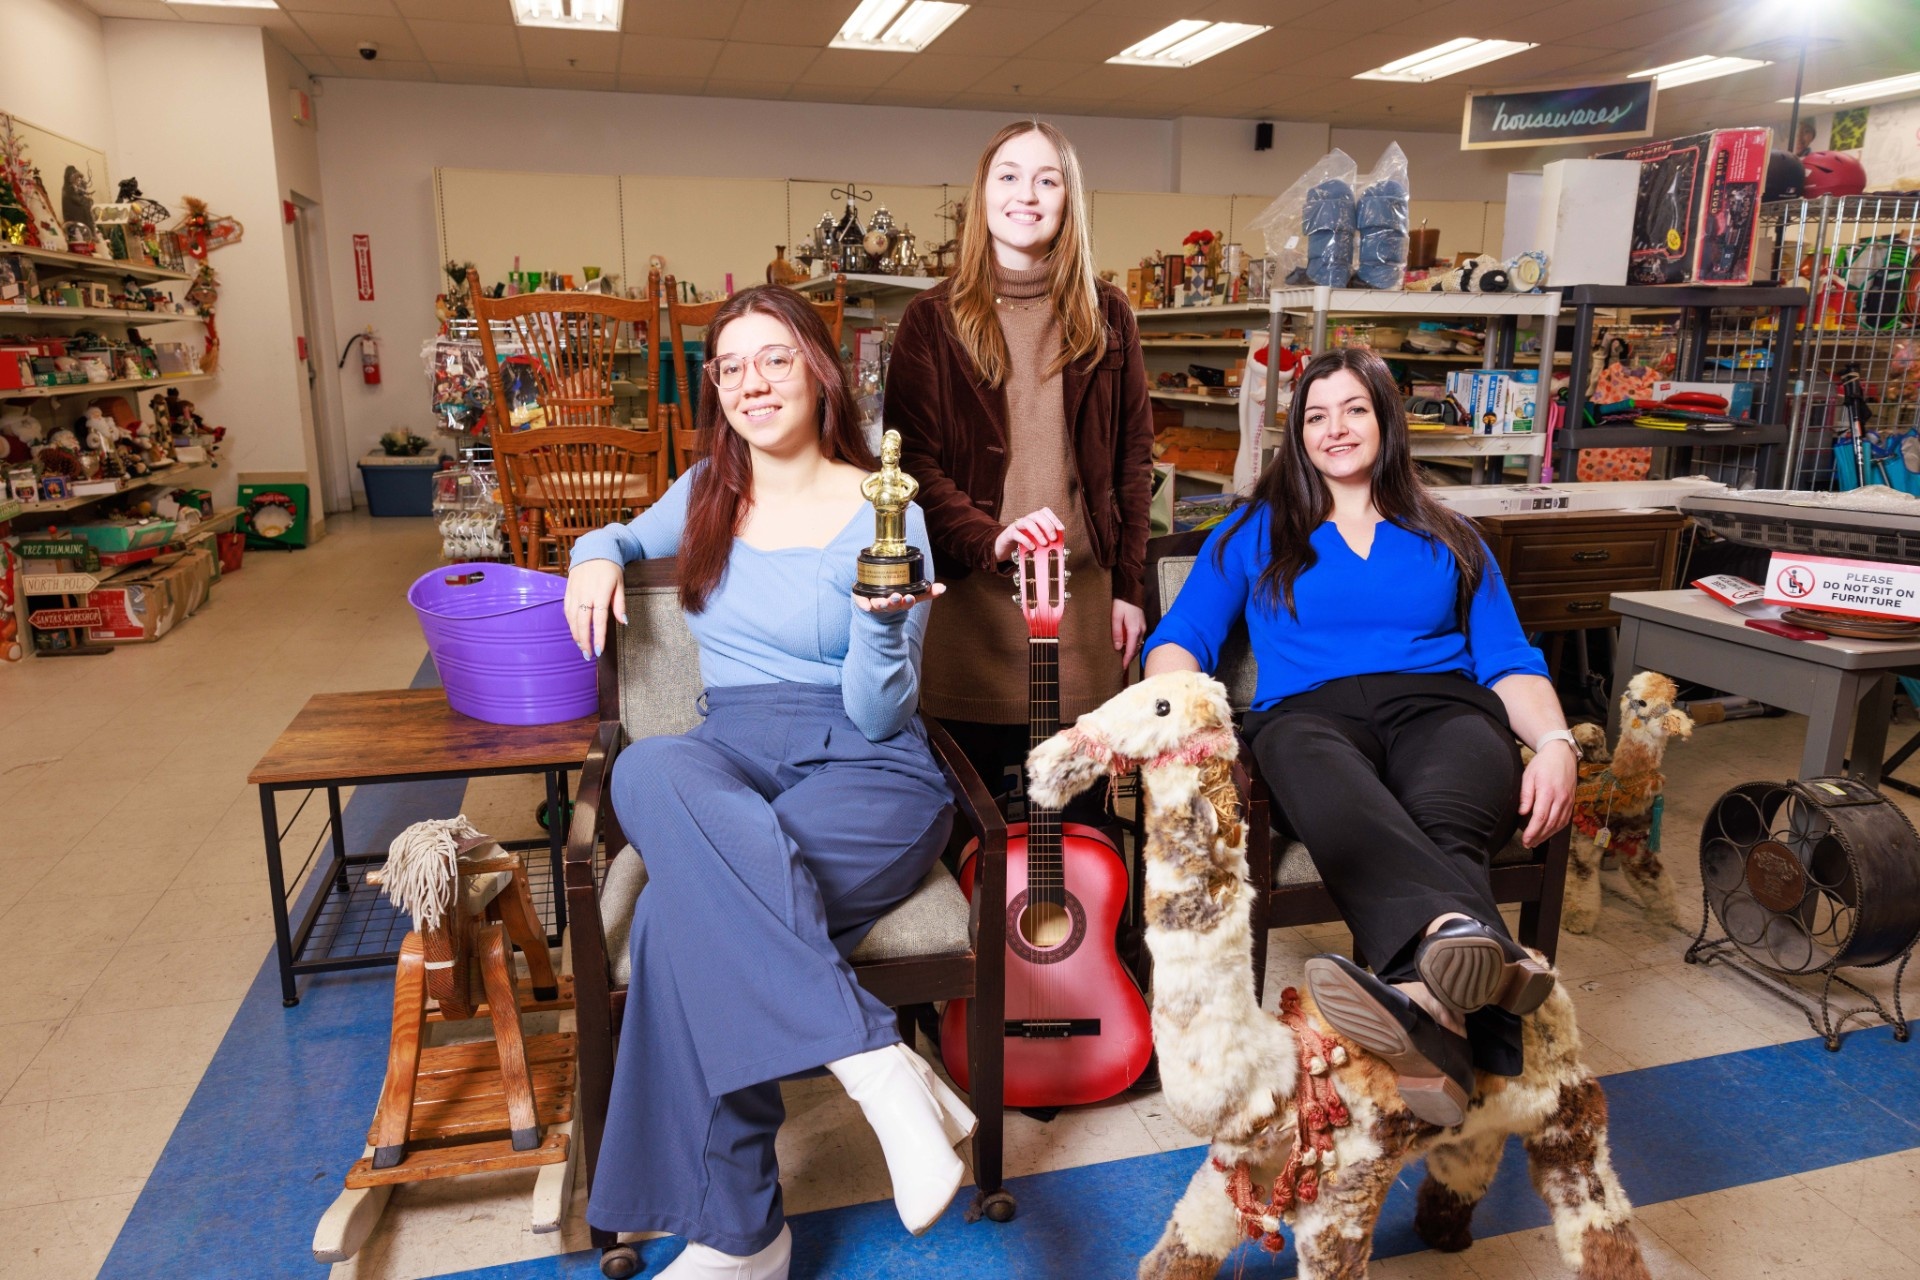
[0,405,44,464]
[1028,673,1649,1280]
[1564,671,1694,935]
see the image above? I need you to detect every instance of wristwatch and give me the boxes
[1535,729,1582,759]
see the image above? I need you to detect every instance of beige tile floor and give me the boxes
[3,510,1917,1279]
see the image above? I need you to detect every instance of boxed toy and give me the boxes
[1599,128,1769,286]
[1445,368,1538,433]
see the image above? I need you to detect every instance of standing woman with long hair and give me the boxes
[564,286,971,1280]
[1145,348,1577,1129]
[887,120,1155,807]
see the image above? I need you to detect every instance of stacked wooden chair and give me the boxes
[312,818,578,1264]
[468,270,668,571]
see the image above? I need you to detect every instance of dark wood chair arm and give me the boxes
[922,713,1006,851]
[565,720,621,873]
[921,713,1007,968]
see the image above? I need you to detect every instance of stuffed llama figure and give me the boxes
[1563,672,1694,935]
[1027,672,1648,1280]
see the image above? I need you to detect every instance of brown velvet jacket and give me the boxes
[885,279,1156,606]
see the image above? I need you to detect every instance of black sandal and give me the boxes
[1304,954,1475,1128]
[1415,918,1555,1018]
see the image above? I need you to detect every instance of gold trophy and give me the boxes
[855,429,930,598]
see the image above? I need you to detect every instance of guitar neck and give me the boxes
[1027,635,1062,904]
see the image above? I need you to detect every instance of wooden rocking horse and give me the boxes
[312,817,580,1264]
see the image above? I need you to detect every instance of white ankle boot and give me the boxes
[827,1042,976,1234]
[658,1223,791,1280]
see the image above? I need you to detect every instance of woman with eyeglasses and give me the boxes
[886,120,1155,813]
[564,286,968,1280]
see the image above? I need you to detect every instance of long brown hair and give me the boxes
[1221,347,1486,621]
[948,120,1106,386]
[678,285,876,612]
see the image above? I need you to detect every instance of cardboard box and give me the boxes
[87,577,172,643]
[1599,128,1769,286]
[1762,552,1920,621]
[1447,369,1538,433]
[1534,159,1638,288]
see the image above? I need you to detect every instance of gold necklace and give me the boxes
[994,296,1044,311]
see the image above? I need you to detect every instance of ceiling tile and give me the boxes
[276,0,399,15]
[517,25,621,70]
[708,41,819,81]
[410,19,523,66]
[391,0,514,21]
[265,23,326,56]
[430,63,531,86]
[618,35,723,78]
[1049,63,1181,103]
[526,68,619,90]
[615,73,710,94]
[301,54,343,73]
[877,52,1004,93]
[727,0,846,48]
[325,57,438,80]
[1017,12,1176,63]
[785,82,868,104]
[623,0,744,39]
[922,7,1068,59]
[1283,0,1439,33]
[958,0,1095,11]
[865,87,961,108]
[796,47,909,88]
[699,78,796,103]
[289,13,425,60]
[963,57,1085,97]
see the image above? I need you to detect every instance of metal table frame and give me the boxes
[1609,590,1920,786]
[258,762,573,1008]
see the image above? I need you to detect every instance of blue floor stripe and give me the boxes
[96,645,1920,1277]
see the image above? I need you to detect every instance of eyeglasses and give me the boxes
[705,344,802,391]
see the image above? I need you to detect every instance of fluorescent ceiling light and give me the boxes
[1631,56,1771,89]
[1787,70,1920,106]
[163,0,280,8]
[830,1,968,53]
[1355,37,1536,83]
[511,0,623,32]
[1108,21,1270,69]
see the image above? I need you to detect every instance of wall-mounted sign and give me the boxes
[1462,79,1657,151]
[353,233,375,301]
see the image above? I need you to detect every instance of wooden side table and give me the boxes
[247,689,598,1006]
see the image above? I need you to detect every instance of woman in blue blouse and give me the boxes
[564,287,968,1280]
[1144,347,1578,1128]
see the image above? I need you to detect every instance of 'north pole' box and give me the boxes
[1762,552,1920,621]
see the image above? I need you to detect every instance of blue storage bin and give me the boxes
[359,455,443,517]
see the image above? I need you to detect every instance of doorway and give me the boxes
[291,193,352,513]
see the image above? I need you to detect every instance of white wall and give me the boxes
[1172,117,1329,197]
[103,20,321,527]
[0,0,115,162]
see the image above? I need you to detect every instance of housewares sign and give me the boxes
[1462,80,1657,151]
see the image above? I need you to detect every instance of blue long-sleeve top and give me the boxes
[1143,504,1547,710]
[569,465,936,741]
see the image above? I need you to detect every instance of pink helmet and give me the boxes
[1801,151,1867,199]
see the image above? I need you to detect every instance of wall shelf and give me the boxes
[3,373,213,401]
[0,305,206,324]
[6,244,196,283]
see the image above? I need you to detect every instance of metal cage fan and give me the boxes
[1690,775,1920,1049]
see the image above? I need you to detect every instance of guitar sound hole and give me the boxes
[1020,900,1073,949]
[1006,890,1087,965]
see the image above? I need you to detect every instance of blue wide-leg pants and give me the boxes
[586,682,954,1255]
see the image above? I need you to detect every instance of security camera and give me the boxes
[358,42,378,61]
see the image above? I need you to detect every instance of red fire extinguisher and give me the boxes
[341,327,380,386]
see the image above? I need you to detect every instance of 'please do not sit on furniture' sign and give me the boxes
[1763,552,1920,621]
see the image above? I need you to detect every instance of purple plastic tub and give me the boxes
[407,563,598,726]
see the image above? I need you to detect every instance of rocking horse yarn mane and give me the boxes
[372,815,488,930]
[1028,673,1650,1280]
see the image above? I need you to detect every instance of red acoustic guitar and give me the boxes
[940,541,1153,1107]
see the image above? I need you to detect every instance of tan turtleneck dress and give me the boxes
[920,262,1124,725]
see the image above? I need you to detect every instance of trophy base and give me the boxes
[855,548,930,598]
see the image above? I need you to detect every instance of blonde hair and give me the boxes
[949,120,1106,387]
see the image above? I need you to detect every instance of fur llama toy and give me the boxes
[1563,672,1694,935]
[1027,673,1648,1280]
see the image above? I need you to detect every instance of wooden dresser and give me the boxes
[1473,509,1689,633]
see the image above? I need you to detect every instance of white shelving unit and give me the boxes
[1261,286,1563,484]
[3,244,220,659]
[794,272,938,324]
[1131,301,1268,494]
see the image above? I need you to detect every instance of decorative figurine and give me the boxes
[854,429,929,598]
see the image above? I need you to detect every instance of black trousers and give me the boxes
[1245,672,1525,1075]
[938,718,1110,828]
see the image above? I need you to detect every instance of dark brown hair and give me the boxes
[1220,347,1485,621]
[678,285,876,611]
